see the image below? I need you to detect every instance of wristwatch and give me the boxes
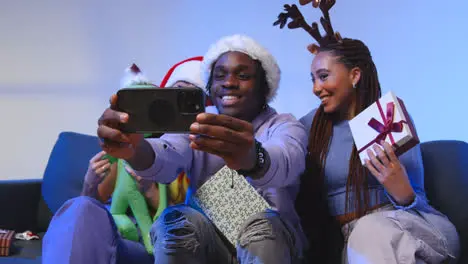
[236,140,266,176]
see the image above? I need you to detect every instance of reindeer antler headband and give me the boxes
[273,0,342,54]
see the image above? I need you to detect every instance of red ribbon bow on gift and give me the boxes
[358,101,407,153]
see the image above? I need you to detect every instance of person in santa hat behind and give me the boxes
[149,56,210,205]
[161,56,204,88]
[42,56,206,264]
[96,34,308,264]
[93,57,207,209]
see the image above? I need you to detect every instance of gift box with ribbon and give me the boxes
[349,91,420,164]
[0,229,15,256]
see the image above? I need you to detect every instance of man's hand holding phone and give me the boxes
[97,94,144,160]
[97,92,257,172]
[188,113,257,171]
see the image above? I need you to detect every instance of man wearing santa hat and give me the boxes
[42,56,209,264]
[96,34,307,264]
[44,34,307,264]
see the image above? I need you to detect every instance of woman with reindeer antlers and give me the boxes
[274,1,460,263]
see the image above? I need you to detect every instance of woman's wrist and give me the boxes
[393,190,416,206]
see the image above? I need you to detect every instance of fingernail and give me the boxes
[189,141,197,149]
[120,113,128,121]
[197,113,205,121]
[190,122,199,131]
[189,134,196,141]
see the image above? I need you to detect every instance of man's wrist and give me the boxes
[126,139,155,171]
[237,140,269,178]
[244,141,258,171]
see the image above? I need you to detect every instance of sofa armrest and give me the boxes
[0,179,42,232]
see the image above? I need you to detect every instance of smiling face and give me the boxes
[209,51,266,121]
[311,51,361,118]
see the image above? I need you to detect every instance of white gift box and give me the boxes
[188,166,271,248]
[349,91,420,164]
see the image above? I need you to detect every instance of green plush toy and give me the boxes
[104,154,167,254]
[104,64,169,254]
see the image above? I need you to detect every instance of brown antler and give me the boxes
[298,0,318,7]
[273,4,315,38]
[274,0,342,54]
[312,0,340,45]
[319,0,335,27]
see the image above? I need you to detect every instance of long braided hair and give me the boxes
[274,2,382,261]
[309,38,381,217]
[294,38,381,263]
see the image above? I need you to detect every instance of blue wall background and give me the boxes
[0,0,465,179]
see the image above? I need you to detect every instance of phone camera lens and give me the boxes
[178,89,203,114]
[148,99,175,127]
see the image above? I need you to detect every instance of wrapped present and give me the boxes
[0,229,15,256]
[349,91,420,164]
[188,166,271,248]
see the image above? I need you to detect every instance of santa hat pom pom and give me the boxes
[121,63,155,88]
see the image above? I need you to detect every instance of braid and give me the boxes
[311,38,381,217]
[274,3,382,261]
[297,38,381,262]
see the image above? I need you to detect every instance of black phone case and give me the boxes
[116,87,206,134]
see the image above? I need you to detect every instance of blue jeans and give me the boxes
[151,204,301,264]
[43,197,301,264]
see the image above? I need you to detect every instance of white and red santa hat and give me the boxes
[200,34,281,103]
[159,56,213,106]
[159,56,204,88]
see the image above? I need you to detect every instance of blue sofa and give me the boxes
[0,132,467,263]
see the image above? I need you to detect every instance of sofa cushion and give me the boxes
[42,132,101,214]
[0,180,42,233]
[421,140,468,261]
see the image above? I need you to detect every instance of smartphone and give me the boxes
[116,87,206,134]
